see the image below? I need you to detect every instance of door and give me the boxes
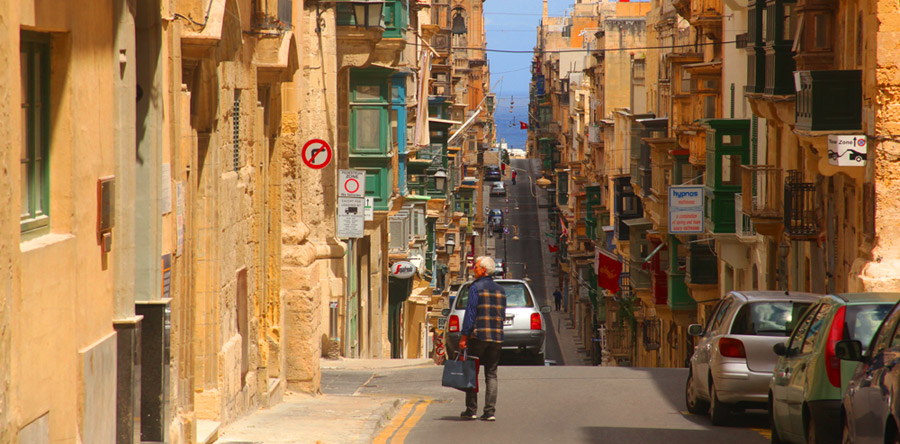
[786,303,829,437]
[771,303,819,439]
[852,306,900,444]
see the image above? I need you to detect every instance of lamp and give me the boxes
[445,234,456,255]
[536,176,552,188]
[433,169,448,192]
[352,0,384,28]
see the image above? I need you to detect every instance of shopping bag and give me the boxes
[441,350,479,392]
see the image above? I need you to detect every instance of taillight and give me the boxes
[719,337,747,359]
[531,313,542,330]
[449,315,459,332]
[825,306,846,388]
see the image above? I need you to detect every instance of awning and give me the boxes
[623,217,653,227]
[447,108,482,146]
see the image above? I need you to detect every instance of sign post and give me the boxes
[668,185,704,234]
[337,169,366,239]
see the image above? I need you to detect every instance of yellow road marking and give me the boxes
[751,428,772,439]
[390,399,432,443]
[373,400,417,444]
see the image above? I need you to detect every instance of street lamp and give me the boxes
[445,234,456,255]
[351,0,384,28]
[433,169,448,193]
[536,176,552,188]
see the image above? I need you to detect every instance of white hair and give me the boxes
[475,256,496,275]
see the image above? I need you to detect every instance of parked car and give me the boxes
[685,291,821,425]
[493,259,505,278]
[490,181,507,196]
[488,209,503,233]
[484,165,501,181]
[443,279,551,365]
[837,294,900,444]
[769,293,895,444]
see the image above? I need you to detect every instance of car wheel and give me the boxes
[806,414,816,444]
[685,371,708,414]
[709,379,730,426]
[532,352,545,366]
[770,404,786,444]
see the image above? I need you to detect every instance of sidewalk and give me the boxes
[214,359,432,444]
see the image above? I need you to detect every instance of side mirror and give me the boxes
[441,308,451,317]
[540,305,552,314]
[687,324,703,336]
[773,341,788,357]
[835,340,864,362]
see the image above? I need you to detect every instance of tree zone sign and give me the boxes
[668,185,704,234]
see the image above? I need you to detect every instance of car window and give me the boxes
[800,303,831,354]
[846,304,893,351]
[788,305,820,356]
[710,298,734,334]
[456,282,532,309]
[703,299,725,333]
[730,301,814,337]
[869,303,900,356]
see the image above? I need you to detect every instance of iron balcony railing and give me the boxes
[741,165,783,219]
[734,193,757,240]
[784,170,818,240]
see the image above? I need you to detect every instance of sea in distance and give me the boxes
[493,93,530,150]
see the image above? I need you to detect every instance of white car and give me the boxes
[490,182,506,196]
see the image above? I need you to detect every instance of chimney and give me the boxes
[542,0,548,23]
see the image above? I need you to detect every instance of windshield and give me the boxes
[730,301,813,336]
[455,282,533,309]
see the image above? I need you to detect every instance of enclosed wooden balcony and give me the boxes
[795,70,862,132]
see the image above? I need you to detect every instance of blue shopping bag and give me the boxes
[441,350,479,392]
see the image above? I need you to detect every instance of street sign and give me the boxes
[339,169,366,198]
[668,185,704,234]
[336,197,365,238]
[364,197,374,221]
[827,135,867,167]
[301,139,333,169]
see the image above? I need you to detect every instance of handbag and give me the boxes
[441,349,479,392]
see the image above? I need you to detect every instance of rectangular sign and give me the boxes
[669,185,704,234]
[337,197,365,238]
[365,197,374,221]
[827,135,867,167]
[338,169,367,198]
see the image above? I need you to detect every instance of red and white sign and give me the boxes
[390,261,417,279]
[301,139,332,169]
[338,169,366,198]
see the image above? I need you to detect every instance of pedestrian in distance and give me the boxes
[553,288,562,311]
[511,169,517,185]
[459,256,507,422]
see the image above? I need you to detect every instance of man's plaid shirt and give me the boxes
[461,276,507,343]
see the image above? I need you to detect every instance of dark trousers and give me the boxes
[465,338,501,416]
[555,298,562,311]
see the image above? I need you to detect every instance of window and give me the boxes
[800,303,831,354]
[813,14,829,49]
[355,108,382,149]
[787,305,819,355]
[721,154,742,186]
[732,301,813,337]
[710,298,734,333]
[856,12,864,66]
[20,31,51,235]
[870,304,900,355]
[703,95,717,119]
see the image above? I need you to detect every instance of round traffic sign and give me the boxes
[301,139,333,169]
[344,178,360,194]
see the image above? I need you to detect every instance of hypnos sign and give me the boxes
[669,185,704,234]
[390,261,417,279]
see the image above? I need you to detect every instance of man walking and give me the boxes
[511,169,517,185]
[553,288,563,311]
[459,256,506,421]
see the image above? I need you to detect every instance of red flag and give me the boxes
[519,121,529,130]
[559,215,569,238]
[595,250,622,294]
[548,244,559,253]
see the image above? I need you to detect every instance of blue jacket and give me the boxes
[461,276,507,343]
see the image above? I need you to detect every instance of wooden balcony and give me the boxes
[795,70,862,132]
[734,194,758,242]
[741,165,783,236]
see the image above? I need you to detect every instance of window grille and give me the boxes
[233,91,241,171]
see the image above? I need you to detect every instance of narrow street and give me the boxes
[323,365,771,444]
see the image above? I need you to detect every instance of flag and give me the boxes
[595,249,622,294]
[519,121,528,130]
[548,244,559,253]
[559,215,569,239]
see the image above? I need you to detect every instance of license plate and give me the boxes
[504,316,514,326]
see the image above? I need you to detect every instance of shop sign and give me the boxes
[668,185,704,234]
[390,261,417,279]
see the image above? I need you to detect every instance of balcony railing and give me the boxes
[741,165,783,219]
[606,325,633,357]
[784,170,818,240]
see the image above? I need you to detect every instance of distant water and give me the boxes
[493,93,530,150]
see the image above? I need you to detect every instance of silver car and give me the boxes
[443,279,551,365]
[685,291,821,425]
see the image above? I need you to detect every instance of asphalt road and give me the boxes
[323,365,771,444]
[486,158,564,365]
